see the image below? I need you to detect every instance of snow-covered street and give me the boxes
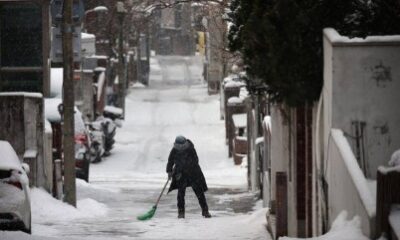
[1,56,270,240]
[2,1,398,239]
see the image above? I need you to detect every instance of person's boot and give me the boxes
[178,209,185,219]
[202,209,211,218]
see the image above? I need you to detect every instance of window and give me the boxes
[0,3,43,92]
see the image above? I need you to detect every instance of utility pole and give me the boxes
[62,0,76,207]
[117,2,127,118]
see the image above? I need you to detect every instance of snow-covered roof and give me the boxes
[236,136,247,141]
[223,75,236,83]
[225,80,245,89]
[227,96,243,105]
[95,67,106,72]
[82,32,95,40]
[0,92,42,98]
[223,74,242,84]
[104,105,123,115]
[0,141,22,171]
[324,28,400,45]
[89,55,108,59]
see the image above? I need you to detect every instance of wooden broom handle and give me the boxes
[155,178,170,207]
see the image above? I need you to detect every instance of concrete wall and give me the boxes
[0,93,47,189]
[323,28,400,179]
[327,129,375,237]
[24,96,45,188]
[318,28,400,237]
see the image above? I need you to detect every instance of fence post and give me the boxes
[54,159,63,200]
[276,171,288,238]
[376,169,400,239]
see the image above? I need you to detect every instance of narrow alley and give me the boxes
[24,56,270,240]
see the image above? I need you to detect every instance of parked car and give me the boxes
[44,98,91,182]
[0,141,31,234]
[74,110,91,182]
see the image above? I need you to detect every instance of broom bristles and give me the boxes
[137,206,157,221]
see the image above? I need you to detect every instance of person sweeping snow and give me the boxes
[166,135,211,219]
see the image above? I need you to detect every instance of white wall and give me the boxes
[270,104,298,236]
[327,129,375,237]
[270,104,287,202]
[318,28,400,237]
[323,28,400,179]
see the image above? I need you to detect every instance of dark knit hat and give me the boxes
[174,135,189,151]
[175,135,186,144]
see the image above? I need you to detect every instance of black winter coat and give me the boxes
[166,140,208,193]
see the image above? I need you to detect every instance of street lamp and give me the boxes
[116,1,127,118]
[82,6,108,32]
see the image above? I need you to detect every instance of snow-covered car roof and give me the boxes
[44,98,86,135]
[0,141,22,171]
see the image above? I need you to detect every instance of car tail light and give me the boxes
[75,134,87,144]
[7,180,22,190]
[76,159,84,168]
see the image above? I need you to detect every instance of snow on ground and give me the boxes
[90,56,247,189]
[1,55,266,240]
[0,56,369,240]
[214,191,257,204]
[1,184,109,240]
[137,206,268,240]
[279,211,369,240]
[31,187,108,223]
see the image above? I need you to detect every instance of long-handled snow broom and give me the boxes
[137,178,170,221]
